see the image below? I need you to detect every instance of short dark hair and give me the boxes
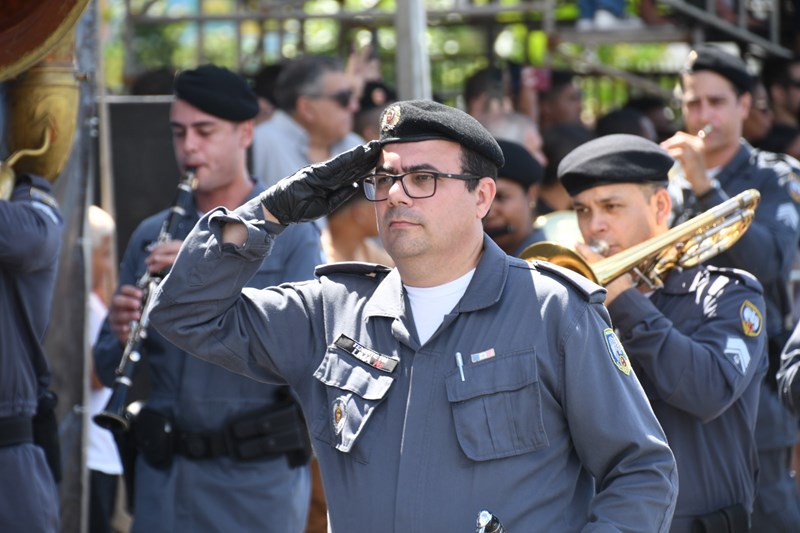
[460,145,498,192]
[274,55,343,112]
[760,56,800,89]
[464,66,505,104]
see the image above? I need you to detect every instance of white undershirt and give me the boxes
[404,269,476,345]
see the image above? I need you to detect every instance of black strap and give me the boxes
[0,416,34,447]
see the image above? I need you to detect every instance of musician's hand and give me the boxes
[660,132,714,196]
[575,242,634,305]
[260,141,381,225]
[109,284,144,344]
[145,240,182,274]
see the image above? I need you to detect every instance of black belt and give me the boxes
[174,429,231,459]
[0,416,33,447]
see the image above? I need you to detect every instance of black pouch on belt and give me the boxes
[227,401,311,467]
[692,503,749,533]
[134,407,175,470]
[33,389,62,483]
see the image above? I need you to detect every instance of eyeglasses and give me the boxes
[305,89,354,108]
[362,171,480,202]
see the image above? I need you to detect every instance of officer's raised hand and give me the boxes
[260,140,381,225]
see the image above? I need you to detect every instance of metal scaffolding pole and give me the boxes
[395,0,431,101]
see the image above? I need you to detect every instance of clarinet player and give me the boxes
[93,65,322,533]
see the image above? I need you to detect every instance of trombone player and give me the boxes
[661,44,800,531]
[561,134,766,532]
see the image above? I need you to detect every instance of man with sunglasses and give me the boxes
[150,99,678,531]
[253,55,363,190]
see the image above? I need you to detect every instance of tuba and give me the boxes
[520,189,760,288]
[0,0,90,199]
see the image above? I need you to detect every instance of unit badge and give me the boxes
[740,300,763,337]
[380,104,401,133]
[332,397,347,436]
[604,328,631,376]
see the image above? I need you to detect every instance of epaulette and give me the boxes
[754,150,800,202]
[29,186,59,211]
[315,261,392,279]
[532,260,606,303]
[705,265,763,292]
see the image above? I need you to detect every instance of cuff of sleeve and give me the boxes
[696,180,728,206]
[607,288,660,336]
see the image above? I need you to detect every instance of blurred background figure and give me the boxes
[742,80,774,147]
[86,205,125,533]
[322,186,393,265]
[539,122,595,214]
[595,107,658,141]
[484,139,545,256]
[253,55,363,188]
[482,111,548,167]
[250,63,283,126]
[354,80,397,141]
[538,70,584,130]
[463,65,512,123]
[624,96,679,143]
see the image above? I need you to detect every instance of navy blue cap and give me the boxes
[174,64,259,121]
[684,45,754,93]
[378,100,504,168]
[497,139,543,189]
[558,134,674,196]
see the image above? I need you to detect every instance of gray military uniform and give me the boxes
[608,265,766,532]
[151,195,679,532]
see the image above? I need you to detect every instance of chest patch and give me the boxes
[334,334,399,373]
[332,397,347,436]
[604,328,631,376]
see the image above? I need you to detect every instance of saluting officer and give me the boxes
[0,172,63,532]
[149,99,679,531]
[93,65,322,533]
[661,45,800,531]
[562,134,767,532]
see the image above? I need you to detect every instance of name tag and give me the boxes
[334,334,399,373]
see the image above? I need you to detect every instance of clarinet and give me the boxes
[94,169,197,432]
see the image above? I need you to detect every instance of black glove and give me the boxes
[261,140,382,225]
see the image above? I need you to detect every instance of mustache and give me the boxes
[381,207,423,225]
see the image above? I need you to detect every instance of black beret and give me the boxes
[684,45,754,93]
[558,134,674,196]
[378,100,504,169]
[496,139,543,189]
[174,64,259,121]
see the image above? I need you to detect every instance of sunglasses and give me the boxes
[305,89,354,108]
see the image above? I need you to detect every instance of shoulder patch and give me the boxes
[604,328,631,375]
[740,300,763,337]
[315,261,392,278]
[533,260,606,303]
[758,150,800,203]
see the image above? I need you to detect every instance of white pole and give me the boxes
[395,0,431,101]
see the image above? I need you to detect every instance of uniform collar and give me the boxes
[363,234,510,320]
[716,140,752,185]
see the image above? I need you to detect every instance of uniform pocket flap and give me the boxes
[445,352,536,403]
[313,350,394,401]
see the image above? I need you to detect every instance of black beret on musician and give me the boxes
[497,139,543,189]
[558,134,674,196]
[174,64,259,121]
[683,44,754,94]
[378,99,505,169]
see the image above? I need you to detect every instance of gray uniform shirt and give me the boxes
[150,195,679,533]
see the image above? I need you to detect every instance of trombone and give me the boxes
[521,189,760,288]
